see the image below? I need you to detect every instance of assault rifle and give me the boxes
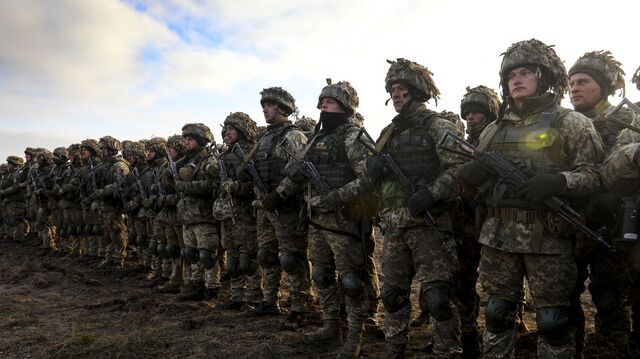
[165,148,184,199]
[88,158,98,193]
[356,128,455,257]
[153,169,166,196]
[233,143,287,237]
[132,167,148,200]
[278,137,330,193]
[209,142,236,224]
[437,130,615,252]
[604,98,640,134]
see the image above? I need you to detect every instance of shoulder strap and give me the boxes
[375,123,395,152]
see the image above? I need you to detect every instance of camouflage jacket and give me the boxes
[121,162,149,218]
[75,157,101,212]
[213,139,255,222]
[94,154,129,213]
[477,94,605,254]
[139,156,167,218]
[57,161,81,210]
[601,112,640,196]
[2,164,28,204]
[578,99,634,153]
[176,147,216,224]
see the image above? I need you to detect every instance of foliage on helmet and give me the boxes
[351,113,364,128]
[317,79,359,114]
[124,141,147,161]
[569,50,625,96]
[167,134,187,155]
[224,112,258,142]
[460,85,501,121]
[99,135,122,151]
[35,149,54,164]
[260,87,296,116]
[0,164,8,173]
[6,156,24,167]
[632,65,640,91]
[182,123,213,145]
[294,116,317,132]
[439,111,466,134]
[67,143,81,157]
[385,58,440,103]
[256,126,267,138]
[80,139,100,155]
[24,147,38,156]
[53,147,69,161]
[499,38,568,99]
[146,136,168,154]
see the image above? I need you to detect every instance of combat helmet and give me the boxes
[351,113,364,128]
[632,65,640,91]
[80,139,100,156]
[167,134,187,155]
[569,50,625,97]
[182,123,213,146]
[224,112,258,142]
[317,79,359,115]
[146,136,168,154]
[99,135,122,152]
[499,38,568,100]
[260,87,296,116]
[460,85,501,122]
[6,156,24,167]
[24,147,38,158]
[124,141,147,162]
[53,147,69,163]
[35,149,54,164]
[385,58,441,104]
[295,116,318,132]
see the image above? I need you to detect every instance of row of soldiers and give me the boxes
[2,38,640,359]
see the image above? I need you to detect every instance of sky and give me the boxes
[1,0,640,161]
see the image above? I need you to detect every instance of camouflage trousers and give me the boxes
[36,207,56,250]
[256,207,310,312]
[221,215,263,304]
[100,212,127,264]
[80,208,100,257]
[308,223,367,331]
[381,226,462,356]
[569,239,634,359]
[363,226,380,316]
[51,208,64,251]
[159,216,187,286]
[133,217,152,267]
[5,202,27,242]
[453,223,481,335]
[479,246,576,359]
[183,222,220,289]
[61,207,82,255]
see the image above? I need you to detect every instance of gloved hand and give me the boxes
[174,181,186,194]
[515,173,566,204]
[221,179,238,195]
[284,161,305,183]
[309,190,342,213]
[407,188,436,217]
[142,195,156,208]
[235,164,251,182]
[262,191,284,212]
[365,155,388,179]
[458,160,496,187]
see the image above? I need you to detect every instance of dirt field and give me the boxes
[0,236,598,358]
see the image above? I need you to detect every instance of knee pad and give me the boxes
[279,249,304,275]
[258,247,279,268]
[485,297,517,333]
[420,286,454,321]
[225,254,239,277]
[166,243,181,259]
[537,307,571,346]
[341,273,365,299]
[183,245,199,264]
[311,264,335,289]
[238,252,258,275]
[198,248,216,269]
[157,243,170,259]
[381,285,410,313]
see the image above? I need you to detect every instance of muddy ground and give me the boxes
[0,236,598,358]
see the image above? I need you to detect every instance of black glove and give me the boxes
[262,191,284,212]
[235,164,251,182]
[458,160,496,187]
[407,188,436,217]
[365,155,387,179]
[515,173,566,204]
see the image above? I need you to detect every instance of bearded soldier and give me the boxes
[154,134,190,294]
[364,58,465,357]
[175,123,220,301]
[121,141,149,269]
[240,87,311,330]
[567,50,635,358]
[282,80,372,358]
[458,39,605,358]
[214,112,263,310]
[0,156,27,242]
[58,144,83,257]
[93,136,129,267]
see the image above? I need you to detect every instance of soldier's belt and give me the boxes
[485,207,542,224]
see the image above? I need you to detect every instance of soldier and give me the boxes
[76,139,102,262]
[286,80,371,358]
[458,39,605,358]
[214,112,263,310]
[154,134,190,295]
[567,50,635,358]
[0,156,27,242]
[58,144,84,257]
[239,87,311,330]
[32,149,57,253]
[294,116,317,139]
[121,141,149,269]
[50,147,70,255]
[142,137,169,287]
[630,64,640,351]
[0,163,8,240]
[364,58,465,357]
[93,136,129,267]
[174,123,220,301]
[23,147,40,239]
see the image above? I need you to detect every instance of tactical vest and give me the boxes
[590,105,633,153]
[254,122,298,188]
[222,140,251,181]
[307,123,357,193]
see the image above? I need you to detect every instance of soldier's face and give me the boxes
[465,111,486,124]
[25,154,32,162]
[569,73,602,111]
[320,97,345,113]
[390,83,412,113]
[80,148,91,160]
[126,154,136,165]
[224,125,238,145]
[168,147,177,159]
[262,102,280,124]
[146,151,157,161]
[185,136,199,150]
[508,67,539,101]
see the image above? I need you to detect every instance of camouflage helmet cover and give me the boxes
[631,65,640,91]
[256,126,267,138]
[224,112,258,142]
[260,87,296,116]
[145,136,167,154]
[317,79,359,114]
[351,112,364,128]
[99,135,122,151]
[80,139,100,155]
[182,123,213,145]
[124,141,147,161]
[167,134,187,154]
[385,58,441,103]
[35,148,54,164]
[460,85,501,121]
[499,38,568,99]
[294,116,317,132]
[24,147,38,156]
[53,147,69,161]
[0,164,7,173]
[6,156,24,166]
[67,143,81,157]
[568,50,625,96]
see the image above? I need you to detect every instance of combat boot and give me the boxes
[303,320,342,344]
[336,324,364,359]
[155,281,181,294]
[386,343,406,359]
[176,281,206,302]
[142,276,168,289]
[461,328,482,359]
[279,311,308,331]
[246,301,281,316]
